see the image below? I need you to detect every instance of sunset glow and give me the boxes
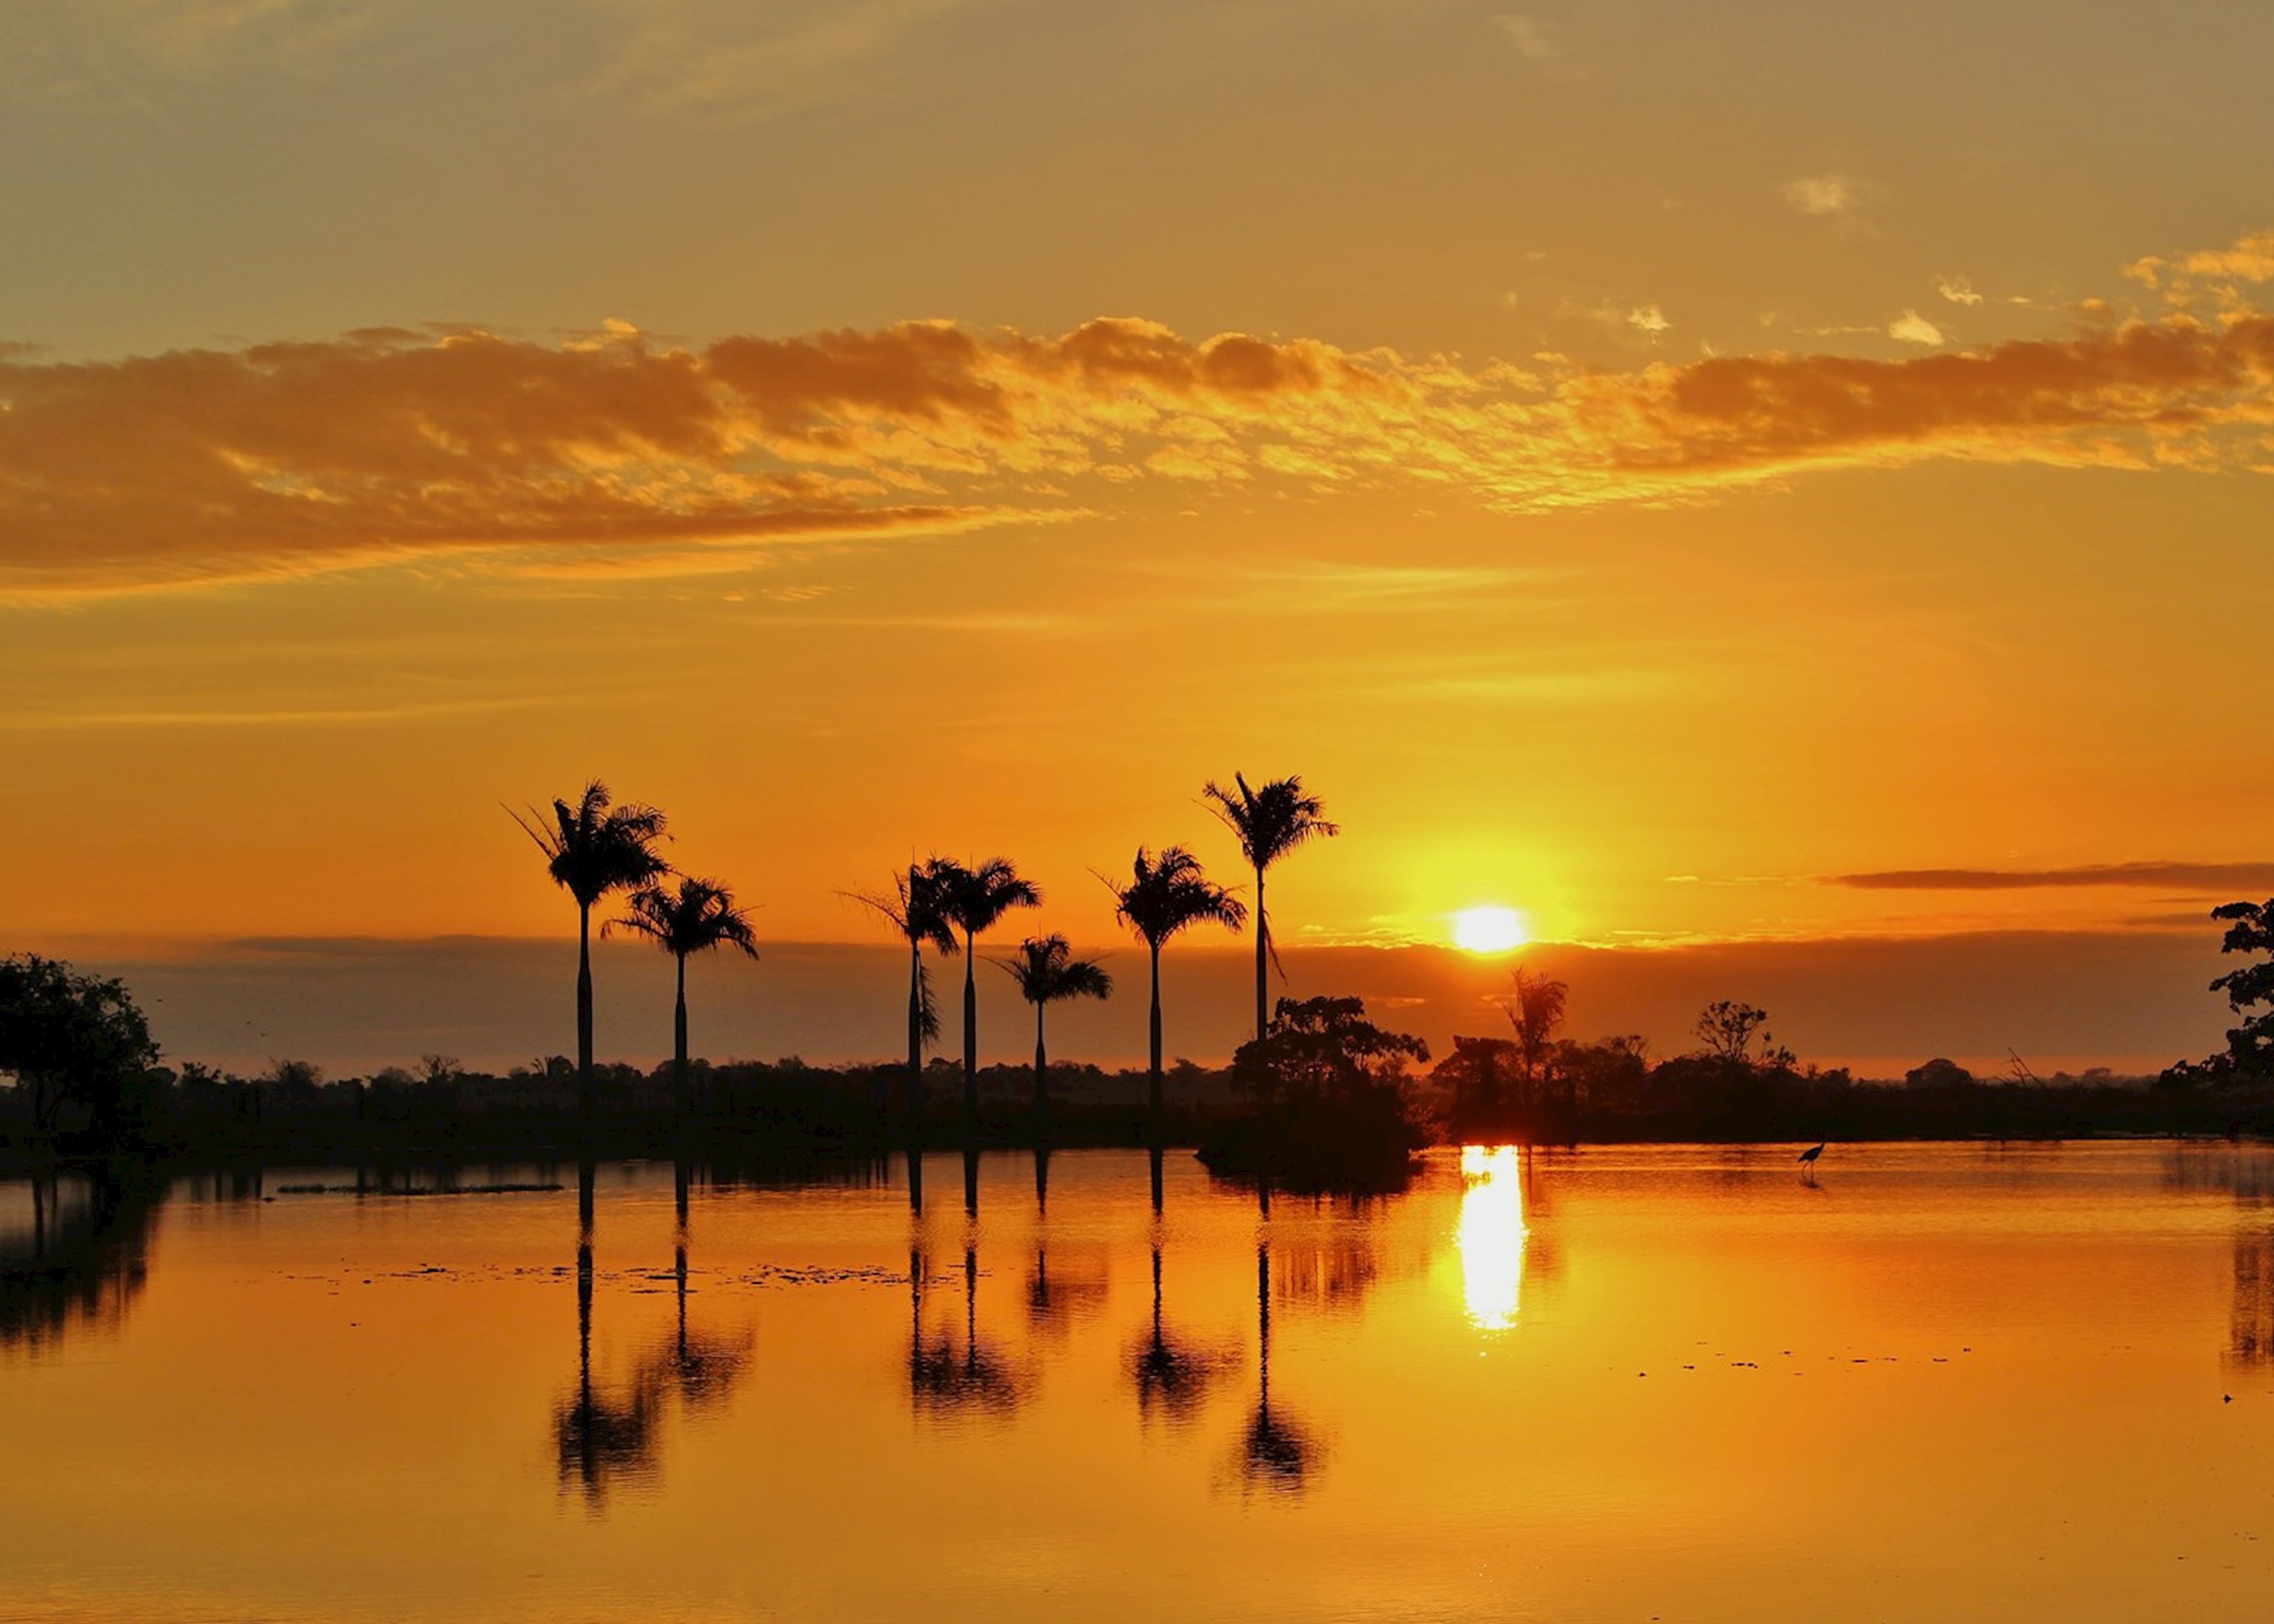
[1452,908,1532,955]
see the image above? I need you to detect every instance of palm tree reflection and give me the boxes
[909,1243,1023,1417]
[642,1160,750,1410]
[1131,1239,1229,1424]
[555,1159,659,1508]
[1237,1242,1317,1494]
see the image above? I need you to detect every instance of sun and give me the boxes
[1452,905,1531,954]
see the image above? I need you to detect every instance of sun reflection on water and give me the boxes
[1456,1145,1528,1331]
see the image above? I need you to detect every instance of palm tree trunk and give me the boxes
[1148,940,1165,1131]
[963,930,980,1126]
[673,952,689,1130]
[905,939,925,1131]
[1032,1001,1048,1122]
[577,902,595,1127]
[1253,866,1268,1043]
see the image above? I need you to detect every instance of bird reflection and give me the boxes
[555,1159,658,1508]
[0,1162,163,1354]
[909,1244,1023,1416]
[1237,1243,1317,1494]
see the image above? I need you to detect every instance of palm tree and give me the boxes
[1109,846,1245,1128]
[996,934,1112,1123]
[511,781,670,1126]
[1202,773,1339,1043]
[939,858,1042,1125]
[608,877,759,1128]
[1506,966,1569,1109]
[846,860,960,1128]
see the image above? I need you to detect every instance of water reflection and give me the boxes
[644,1161,752,1410]
[909,1243,1024,1417]
[1237,1243,1318,1495]
[1456,1145,1529,1331]
[0,1162,164,1354]
[556,1159,659,1508]
[1132,1239,1231,1425]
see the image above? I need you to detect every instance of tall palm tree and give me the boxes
[846,860,960,1128]
[608,876,759,1128]
[1109,846,1245,1128]
[1201,773,1339,1043]
[939,858,1042,1125]
[1506,966,1569,1109]
[512,781,670,1126]
[997,934,1112,1122]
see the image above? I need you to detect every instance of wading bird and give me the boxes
[1797,1142,1826,1166]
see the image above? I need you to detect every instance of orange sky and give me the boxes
[3,0,2271,1070]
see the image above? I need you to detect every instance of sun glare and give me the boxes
[1452,906,1530,954]
[1456,1145,1528,1331]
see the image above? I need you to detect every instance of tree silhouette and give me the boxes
[1202,773,1339,1043]
[939,858,1042,1125]
[996,934,1112,1125]
[2212,900,2274,1074]
[846,860,960,1127]
[1505,967,1569,1109]
[1108,846,1246,1129]
[0,955,160,1145]
[511,781,669,1127]
[609,876,760,1128]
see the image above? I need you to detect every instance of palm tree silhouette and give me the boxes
[1108,846,1245,1131]
[511,781,670,1127]
[1506,966,1569,1113]
[997,934,1112,1128]
[609,877,759,1129]
[939,858,1042,1128]
[846,860,961,1134]
[1202,774,1339,1043]
[1239,1241,1316,1493]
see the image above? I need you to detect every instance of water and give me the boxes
[7,1142,2274,1623]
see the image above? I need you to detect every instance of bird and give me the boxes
[1797,1142,1826,1166]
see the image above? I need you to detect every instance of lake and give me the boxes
[6,1141,2274,1622]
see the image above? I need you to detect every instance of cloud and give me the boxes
[1827,862,2274,893]
[586,0,983,117]
[1888,310,1945,346]
[1627,304,1671,336]
[7,287,2274,596]
[1782,174,1866,218]
[1936,276,1984,307]
[1492,13,1556,60]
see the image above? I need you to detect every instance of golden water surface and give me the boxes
[6,1142,2274,1623]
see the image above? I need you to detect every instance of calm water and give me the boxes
[8,1142,2274,1623]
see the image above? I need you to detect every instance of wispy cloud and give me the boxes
[585,0,987,118]
[7,228,2273,597]
[1781,173,1868,218]
[1827,862,2274,892]
[1887,310,1945,346]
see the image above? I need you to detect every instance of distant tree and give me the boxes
[1556,1034,1653,1113]
[1695,1000,1773,1066]
[1232,995,1430,1110]
[997,935,1112,1121]
[1431,1035,1520,1132]
[611,876,761,1126]
[511,781,670,1126]
[0,955,160,1144]
[1202,773,1339,1043]
[939,859,1042,1124]
[1504,967,1569,1107]
[1904,1057,1975,1090]
[1108,846,1246,1126]
[2211,900,2274,1075]
[847,860,962,1124]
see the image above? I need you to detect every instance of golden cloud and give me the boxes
[4,274,2272,594]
